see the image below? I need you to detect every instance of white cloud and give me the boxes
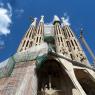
[0,3,12,35]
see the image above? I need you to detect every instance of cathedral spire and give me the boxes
[31,17,37,26]
[53,15,60,25]
[40,15,44,23]
[32,15,44,46]
[53,15,60,22]
[0,15,95,95]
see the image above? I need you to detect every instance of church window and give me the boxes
[36,37,39,43]
[66,41,72,51]
[71,40,75,50]
[26,40,29,47]
[22,40,26,47]
[74,39,78,46]
[70,54,74,60]
[60,37,63,42]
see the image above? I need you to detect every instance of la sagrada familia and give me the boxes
[0,15,95,95]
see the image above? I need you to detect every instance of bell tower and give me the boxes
[32,16,44,46]
[61,17,90,65]
[0,15,95,95]
[53,15,69,57]
[17,18,37,52]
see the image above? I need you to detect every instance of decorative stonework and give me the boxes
[0,15,95,95]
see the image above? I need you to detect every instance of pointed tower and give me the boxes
[61,17,90,65]
[53,15,69,58]
[32,16,44,46]
[17,18,37,52]
[0,15,95,95]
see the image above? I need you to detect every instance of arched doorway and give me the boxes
[37,59,76,95]
[74,69,95,95]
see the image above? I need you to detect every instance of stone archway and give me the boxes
[74,69,95,95]
[37,59,76,95]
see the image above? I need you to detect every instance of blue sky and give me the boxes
[0,0,95,64]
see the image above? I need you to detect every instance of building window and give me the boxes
[56,26,58,35]
[32,33,34,38]
[37,26,40,34]
[40,26,43,34]
[70,54,74,60]
[29,32,32,38]
[29,41,32,47]
[60,37,63,42]
[66,41,72,51]
[26,31,29,38]
[26,27,31,37]
[76,54,78,57]
[56,30,58,35]
[39,37,41,43]
[26,40,29,47]
[36,37,39,43]
[71,40,75,50]
[20,48,23,52]
[40,26,41,34]
[63,32,68,38]
[68,27,73,37]
[70,30,73,37]
[74,39,78,46]
[74,39,80,50]
[22,40,26,47]
[67,31,71,37]
[58,37,60,42]
[58,25,61,34]
[62,43,64,47]
[66,27,70,37]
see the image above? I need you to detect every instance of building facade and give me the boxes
[0,15,95,95]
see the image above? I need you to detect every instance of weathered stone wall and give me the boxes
[0,60,37,95]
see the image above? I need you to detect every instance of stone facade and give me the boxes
[0,15,95,95]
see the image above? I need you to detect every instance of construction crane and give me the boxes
[79,28,95,66]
